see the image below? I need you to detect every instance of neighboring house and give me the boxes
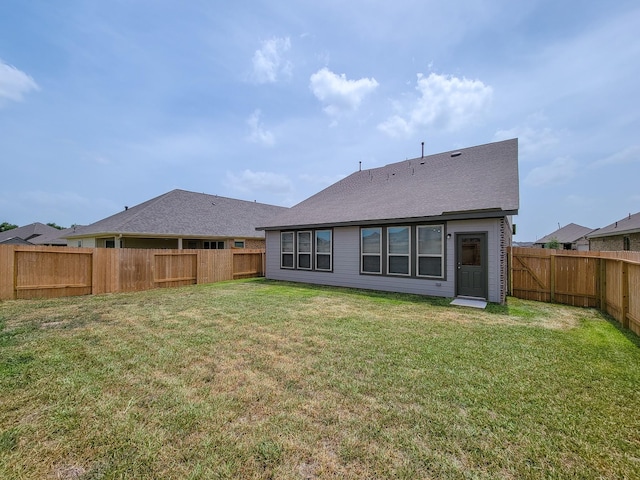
[258,139,519,304]
[533,223,595,251]
[0,236,33,245]
[64,189,288,249]
[0,222,64,245]
[587,211,640,251]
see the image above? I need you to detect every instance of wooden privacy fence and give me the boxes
[509,247,640,336]
[0,245,265,301]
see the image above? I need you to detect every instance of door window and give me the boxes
[461,238,482,266]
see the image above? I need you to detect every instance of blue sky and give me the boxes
[1,0,638,241]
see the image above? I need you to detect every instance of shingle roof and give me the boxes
[0,222,61,243]
[259,139,519,230]
[587,211,640,238]
[0,236,33,245]
[31,227,75,246]
[65,189,288,239]
[534,223,595,245]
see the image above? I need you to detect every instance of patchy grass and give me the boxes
[0,279,638,479]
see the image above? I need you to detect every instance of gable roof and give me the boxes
[259,139,519,230]
[534,223,595,245]
[0,222,61,243]
[587,211,640,238]
[66,189,288,239]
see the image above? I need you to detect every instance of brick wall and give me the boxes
[243,238,266,250]
[589,232,640,251]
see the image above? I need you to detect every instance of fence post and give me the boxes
[596,258,601,310]
[621,262,629,329]
[600,258,607,312]
[549,253,556,303]
[508,246,512,296]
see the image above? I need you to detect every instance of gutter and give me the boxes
[257,209,518,232]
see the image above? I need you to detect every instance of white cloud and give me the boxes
[378,72,492,137]
[226,169,293,195]
[309,68,378,116]
[494,125,559,161]
[0,60,39,105]
[246,109,275,146]
[590,145,640,168]
[524,157,578,187]
[251,37,292,84]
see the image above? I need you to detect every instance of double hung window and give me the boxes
[297,231,312,269]
[281,232,294,268]
[361,227,382,273]
[315,230,332,271]
[387,226,410,275]
[417,225,444,278]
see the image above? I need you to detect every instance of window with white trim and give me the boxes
[361,227,382,274]
[281,232,294,268]
[387,226,410,275]
[280,229,333,271]
[416,225,444,278]
[315,230,332,271]
[297,231,312,269]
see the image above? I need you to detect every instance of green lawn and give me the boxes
[1,279,638,479]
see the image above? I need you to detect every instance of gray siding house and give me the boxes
[258,139,519,304]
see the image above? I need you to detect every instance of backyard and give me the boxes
[1,279,638,479]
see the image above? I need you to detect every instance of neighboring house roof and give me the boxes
[0,236,33,245]
[587,211,640,239]
[259,138,519,230]
[513,241,535,247]
[0,222,61,243]
[31,227,75,246]
[534,223,595,245]
[65,189,288,240]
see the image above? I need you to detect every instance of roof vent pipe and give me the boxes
[421,142,424,158]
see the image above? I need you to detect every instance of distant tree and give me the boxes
[0,222,18,232]
[545,237,561,250]
[47,222,66,230]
